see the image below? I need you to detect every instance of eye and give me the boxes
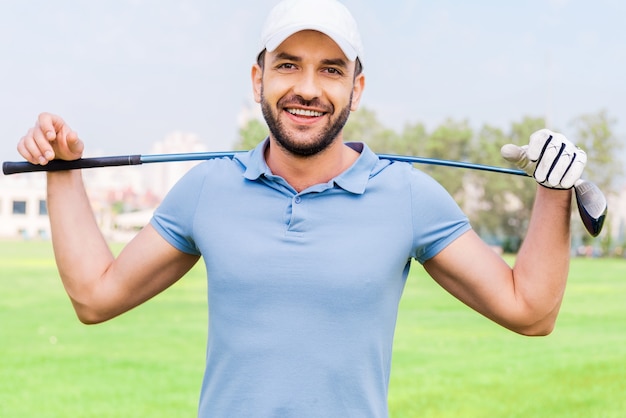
[276,62,298,71]
[323,67,344,77]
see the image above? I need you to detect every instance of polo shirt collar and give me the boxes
[235,138,382,195]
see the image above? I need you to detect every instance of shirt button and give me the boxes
[294,196,302,204]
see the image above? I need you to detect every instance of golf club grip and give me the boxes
[2,155,142,175]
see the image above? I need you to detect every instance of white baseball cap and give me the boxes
[259,0,364,65]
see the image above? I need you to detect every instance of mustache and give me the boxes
[277,95,334,113]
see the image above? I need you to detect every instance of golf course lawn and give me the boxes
[1,240,624,417]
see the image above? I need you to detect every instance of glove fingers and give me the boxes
[560,148,587,189]
[535,133,587,189]
[504,129,586,190]
[546,142,573,187]
[534,134,563,183]
[527,128,553,161]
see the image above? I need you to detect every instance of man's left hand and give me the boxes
[500,128,587,189]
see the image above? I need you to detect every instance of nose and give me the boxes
[292,68,322,101]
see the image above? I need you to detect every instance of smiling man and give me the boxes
[253,3,366,191]
[16,0,588,417]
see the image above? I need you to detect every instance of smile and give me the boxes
[285,108,325,117]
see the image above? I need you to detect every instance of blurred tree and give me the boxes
[569,109,623,193]
[235,118,269,150]
[419,118,473,204]
[494,116,547,251]
[344,107,400,153]
[397,121,429,157]
[569,109,623,250]
[466,125,511,244]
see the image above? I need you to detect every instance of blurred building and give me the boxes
[608,185,626,249]
[0,173,49,239]
[145,132,209,198]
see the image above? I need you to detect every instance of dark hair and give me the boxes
[256,50,266,68]
[256,49,363,78]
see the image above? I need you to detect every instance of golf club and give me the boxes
[2,151,607,236]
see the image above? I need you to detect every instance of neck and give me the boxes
[265,137,359,192]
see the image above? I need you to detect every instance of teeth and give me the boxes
[286,108,324,117]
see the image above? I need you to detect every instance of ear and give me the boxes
[350,73,365,111]
[252,64,263,103]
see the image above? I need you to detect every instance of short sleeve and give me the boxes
[150,163,208,256]
[408,168,472,264]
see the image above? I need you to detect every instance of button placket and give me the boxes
[286,194,306,235]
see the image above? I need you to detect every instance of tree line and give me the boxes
[236,108,623,253]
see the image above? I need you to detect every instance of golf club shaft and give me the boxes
[1,151,605,236]
[2,151,528,176]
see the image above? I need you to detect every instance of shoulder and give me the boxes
[372,157,445,195]
[178,156,246,184]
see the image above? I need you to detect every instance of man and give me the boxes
[17,0,586,416]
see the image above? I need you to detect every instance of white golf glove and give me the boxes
[500,129,587,189]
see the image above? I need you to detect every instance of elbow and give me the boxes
[76,312,108,325]
[71,300,116,325]
[515,322,556,337]
[509,313,558,336]
[507,296,563,336]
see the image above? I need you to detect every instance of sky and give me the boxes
[1,0,625,164]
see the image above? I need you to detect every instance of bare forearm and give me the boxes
[428,129,584,335]
[47,171,114,306]
[512,185,572,333]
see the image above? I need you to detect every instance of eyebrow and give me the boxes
[272,52,301,63]
[321,58,349,69]
[272,52,348,69]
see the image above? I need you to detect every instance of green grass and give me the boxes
[1,241,625,417]
[390,255,626,418]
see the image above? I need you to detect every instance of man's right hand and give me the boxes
[17,112,84,165]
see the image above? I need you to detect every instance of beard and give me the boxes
[260,90,352,157]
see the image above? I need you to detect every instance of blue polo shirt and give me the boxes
[151,140,470,418]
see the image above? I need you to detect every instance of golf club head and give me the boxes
[574,179,607,237]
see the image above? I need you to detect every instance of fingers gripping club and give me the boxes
[534,134,586,189]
